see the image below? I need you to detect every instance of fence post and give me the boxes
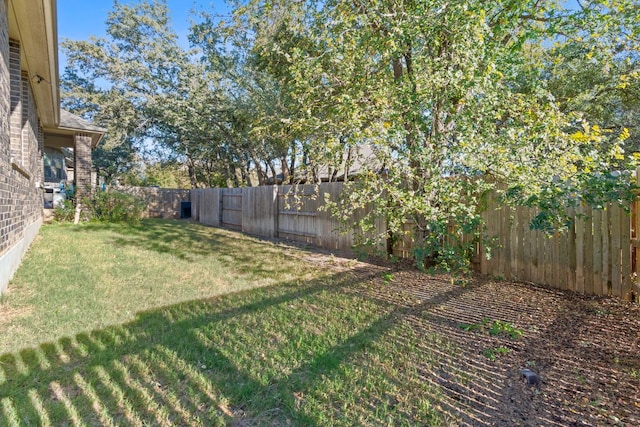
[621,200,632,300]
[219,189,224,225]
[273,185,279,239]
[190,189,198,222]
[611,204,622,297]
[634,168,640,300]
[575,204,585,293]
[479,197,488,275]
[194,189,199,222]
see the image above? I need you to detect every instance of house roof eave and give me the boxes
[8,0,60,128]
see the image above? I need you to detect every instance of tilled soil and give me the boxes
[292,244,640,426]
[367,267,640,426]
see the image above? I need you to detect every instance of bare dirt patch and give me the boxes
[375,271,640,426]
[0,304,34,325]
[295,247,640,426]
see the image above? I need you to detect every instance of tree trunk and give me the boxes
[267,160,277,184]
[249,148,267,186]
[288,141,297,184]
[187,162,198,189]
[343,139,353,183]
[281,156,290,184]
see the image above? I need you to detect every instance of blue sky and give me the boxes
[57,0,231,71]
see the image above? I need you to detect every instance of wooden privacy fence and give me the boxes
[120,187,190,219]
[480,198,638,301]
[191,182,640,301]
[191,183,365,251]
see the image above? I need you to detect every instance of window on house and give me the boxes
[9,39,22,165]
[43,148,67,183]
[8,39,32,178]
[19,75,29,166]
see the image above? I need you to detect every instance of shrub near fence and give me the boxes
[191,181,640,301]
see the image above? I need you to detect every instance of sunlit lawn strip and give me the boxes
[0,219,463,426]
[0,219,323,353]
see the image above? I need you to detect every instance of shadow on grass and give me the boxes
[75,220,237,261]
[0,262,518,426]
[7,222,638,425]
[75,218,389,267]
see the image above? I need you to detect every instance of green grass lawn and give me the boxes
[3,219,639,425]
[0,220,459,426]
[1,220,323,353]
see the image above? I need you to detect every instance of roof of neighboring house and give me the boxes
[269,144,383,184]
[314,144,380,180]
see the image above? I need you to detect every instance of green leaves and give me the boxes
[261,0,640,265]
[459,317,523,340]
[62,0,251,187]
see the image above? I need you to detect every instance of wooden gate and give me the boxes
[221,188,242,230]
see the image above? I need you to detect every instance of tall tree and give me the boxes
[233,0,638,267]
[62,0,639,268]
[62,0,246,187]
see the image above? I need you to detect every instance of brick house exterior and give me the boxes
[0,0,104,294]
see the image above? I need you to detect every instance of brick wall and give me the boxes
[0,0,45,293]
[23,70,42,226]
[0,0,9,152]
[74,133,92,199]
[1,0,12,256]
